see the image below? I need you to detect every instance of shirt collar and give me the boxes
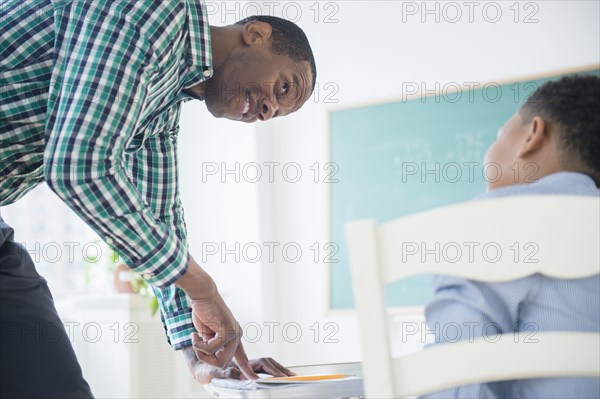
[185,0,213,80]
[536,171,598,189]
[476,171,599,200]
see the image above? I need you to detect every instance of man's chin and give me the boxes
[205,105,237,121]
[203,101,226,119]
[227,117,257,124]
[204,102,257,123]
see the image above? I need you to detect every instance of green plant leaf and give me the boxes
[150,296,159,316]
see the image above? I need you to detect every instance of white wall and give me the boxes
[254,0,600,366]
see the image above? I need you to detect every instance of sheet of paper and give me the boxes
[209,378,258,390]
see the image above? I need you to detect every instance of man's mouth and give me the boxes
[236,92,251,119]
[243,93,250,115]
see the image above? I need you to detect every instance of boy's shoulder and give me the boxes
[475,172,600,201]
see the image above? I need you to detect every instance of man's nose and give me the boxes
[259,96,278,121]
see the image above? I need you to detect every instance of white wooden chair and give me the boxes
[345,195,600,398]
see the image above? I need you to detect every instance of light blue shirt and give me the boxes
[423,172,600,399]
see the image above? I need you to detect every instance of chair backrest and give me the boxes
[345,195,600,398]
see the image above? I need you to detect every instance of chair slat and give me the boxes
[392,332,600,398]
[376,196,600,284]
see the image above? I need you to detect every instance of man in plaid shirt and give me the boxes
[0,1,316,396]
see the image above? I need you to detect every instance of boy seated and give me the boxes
[424,75,600,398]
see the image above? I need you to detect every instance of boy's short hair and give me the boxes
[520,75,600,181]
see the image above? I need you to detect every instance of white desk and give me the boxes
[204,362,364,399]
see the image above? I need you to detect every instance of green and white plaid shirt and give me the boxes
[1,0,213,350]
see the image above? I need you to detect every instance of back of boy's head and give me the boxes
[520,74,600,183]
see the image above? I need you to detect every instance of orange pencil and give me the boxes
[262,374,349,382]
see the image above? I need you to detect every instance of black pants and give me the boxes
[0,217,93,398]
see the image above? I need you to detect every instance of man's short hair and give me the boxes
[521,74,600,179]
[235,15,317,94]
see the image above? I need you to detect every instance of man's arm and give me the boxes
[125,123,198,350]
[124,123,252,359]
[44,1,187,289]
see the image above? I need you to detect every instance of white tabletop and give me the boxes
[204,362,364,399]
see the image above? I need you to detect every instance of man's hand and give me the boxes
[182,346,296,385]
[175,256,257,379]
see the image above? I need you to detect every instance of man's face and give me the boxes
[203,46,312,123]
[483,111,529,190]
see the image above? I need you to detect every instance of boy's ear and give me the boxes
[518,116,547,158]
[241,21,273,46]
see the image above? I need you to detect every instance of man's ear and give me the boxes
[518,116,547,158]
[241,21,273,46]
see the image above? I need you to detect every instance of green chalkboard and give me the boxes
[330,67,600,309]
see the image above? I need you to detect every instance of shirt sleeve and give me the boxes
[420,275,534,399]
[125,125,195,350]
[43,1,188,288]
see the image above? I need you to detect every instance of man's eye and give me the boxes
[281,81,289,95]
